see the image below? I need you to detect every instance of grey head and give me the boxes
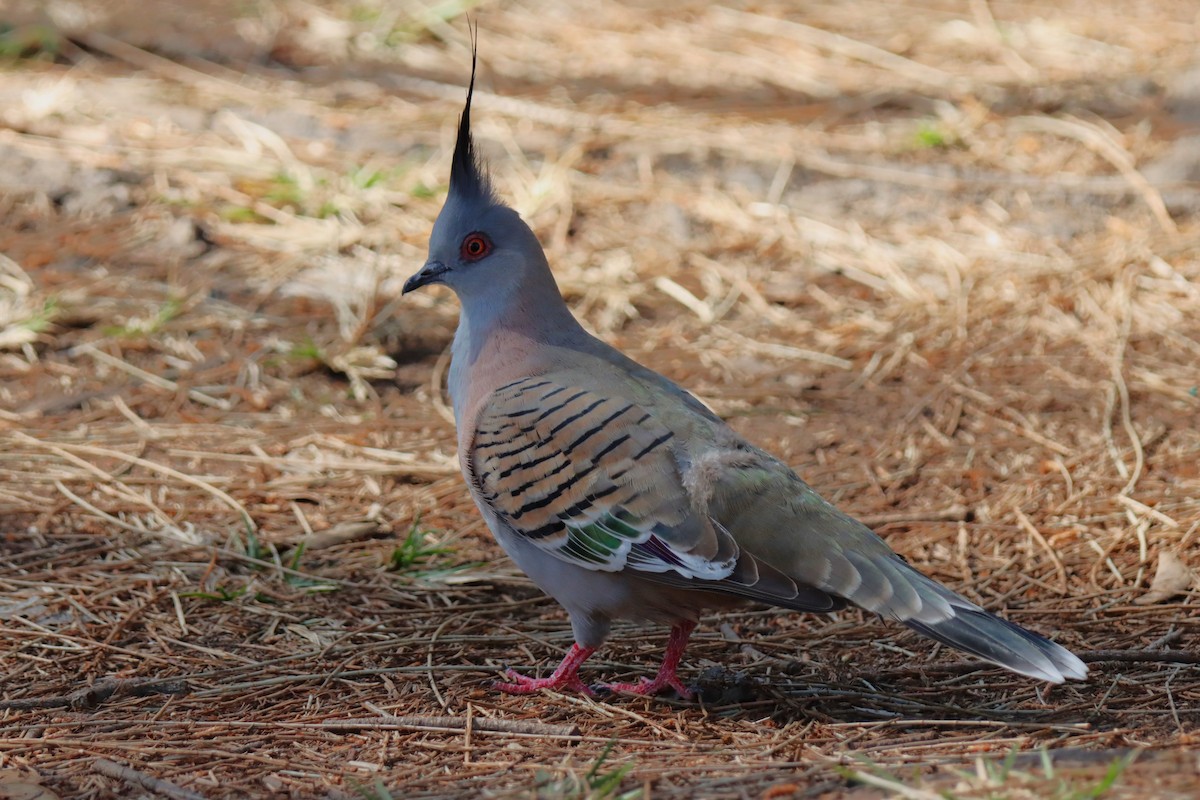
[403,42,563,325]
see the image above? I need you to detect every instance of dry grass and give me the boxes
[1,0,1199,798]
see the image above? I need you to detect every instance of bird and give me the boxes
[402,47,1088,698]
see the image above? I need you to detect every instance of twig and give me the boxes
[1116,495,1179,528]
[72,30,264,103]
[298,518,385,550]
[713,7,962,92]
[1013,506,1069,595]
[859,504,970,527]
[316,715,580,738]
[54,480,200,544]
[1080,650,1200,666]
[840,768,942,800]
[14,432,256,534]
[0,677,190,711]
[190,666,491,697]
[1013,115,1176,234]
[1113,272,1145,497]
[427,615,453,711]
[72,343,231,410]
[431,341,456,425]
[656,276,715,322]
[1146,629,1182,650]
[985,408,1074,456]
[94,759,208,800]
[969,0,1039,81]
[711,324,853,370]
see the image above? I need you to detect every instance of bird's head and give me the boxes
[404,44,547,304]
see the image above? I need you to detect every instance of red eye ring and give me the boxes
[460,232,493,262]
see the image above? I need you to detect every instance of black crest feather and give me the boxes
[449,27,495,205]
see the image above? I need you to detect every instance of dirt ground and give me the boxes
[1,1,1199,798]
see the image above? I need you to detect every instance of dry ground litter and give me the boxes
[1,1,1199,798]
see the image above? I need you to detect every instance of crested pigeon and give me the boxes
[402,49,1088,697]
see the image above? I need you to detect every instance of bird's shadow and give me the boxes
[654,665,1095,729]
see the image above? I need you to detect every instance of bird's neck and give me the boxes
[448,269,587,426]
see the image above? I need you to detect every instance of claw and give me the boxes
[493,643,597,696]
[494,667,596,696]
[599,674,694,699]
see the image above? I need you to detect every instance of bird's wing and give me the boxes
[467,374,840,611]
[468,374,732,578]
[698,445,1087,682]
[697,448,948,621]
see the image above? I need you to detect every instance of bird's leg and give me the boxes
[494,643,597,696]
[600,620,696,699]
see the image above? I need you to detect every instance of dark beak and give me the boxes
[402,261,449,294]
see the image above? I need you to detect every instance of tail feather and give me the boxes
[888,559,1088,683]
[906,608,1087,683]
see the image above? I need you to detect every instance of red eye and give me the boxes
[460,232,493,261]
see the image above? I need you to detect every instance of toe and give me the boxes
[495,669,539,693]
[493,679,528,694]
[494,669,596,696]
[670,681,695,700]
[597,681,638,694]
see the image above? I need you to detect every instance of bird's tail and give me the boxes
[899,565,1088,683]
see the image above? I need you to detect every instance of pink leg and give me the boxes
[494,643,597,696]
[601,621,696,699]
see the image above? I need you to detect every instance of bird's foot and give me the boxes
[598,620,698,699]
[493,643,597,696]
[598,672,694,700]
[494,668,596,697]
